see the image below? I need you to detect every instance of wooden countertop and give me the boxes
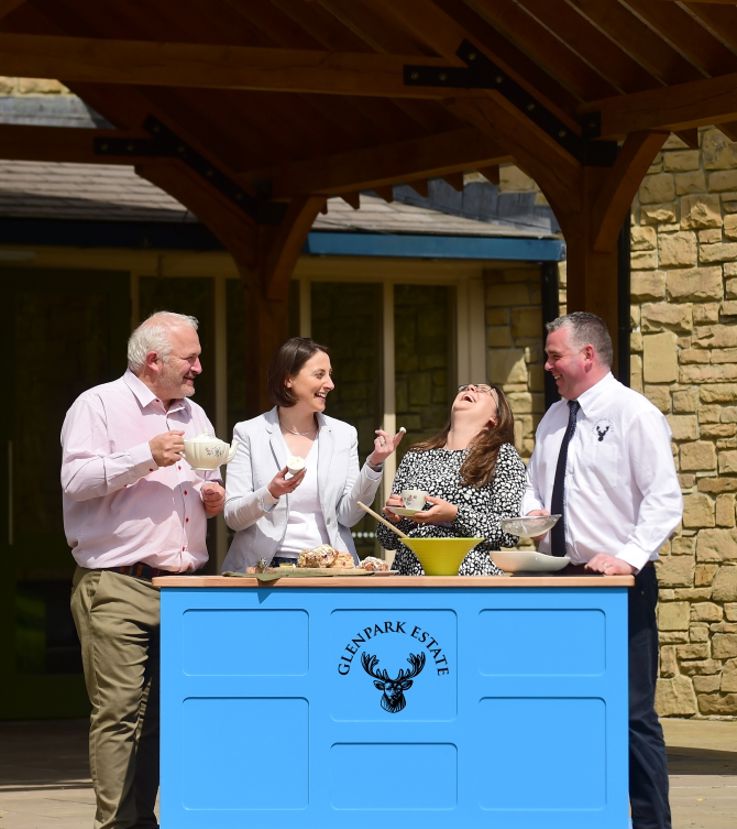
[154,574,634,588]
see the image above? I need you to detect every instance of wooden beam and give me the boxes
[0,33,472,99]
[260,196,325,301]
[0,124,149,163]
[448,96,582,216]
[591,131,669,252]
[136,160,257,271]
[581,72,737,138]
[259,128,510,197]
[0,0,25,22]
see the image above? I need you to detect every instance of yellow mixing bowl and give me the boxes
[402,537,482,575]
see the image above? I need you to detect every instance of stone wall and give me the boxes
[486,128,737,719]
[633,129,737,719]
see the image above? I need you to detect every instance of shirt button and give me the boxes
[185,517,189,523]
[184,490,188,496]
[182,546,186,551]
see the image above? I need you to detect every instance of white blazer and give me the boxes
[221,407,383,572]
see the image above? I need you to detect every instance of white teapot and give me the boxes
[183,434,239,470]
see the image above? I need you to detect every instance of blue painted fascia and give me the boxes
[304,232,565,261]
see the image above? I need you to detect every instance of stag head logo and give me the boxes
[361,651,426,713]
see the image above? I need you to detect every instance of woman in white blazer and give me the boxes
[222,337,403,572]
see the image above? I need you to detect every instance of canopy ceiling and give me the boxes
[1,0,737,390]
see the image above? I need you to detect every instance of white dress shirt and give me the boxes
[522,372,682,572]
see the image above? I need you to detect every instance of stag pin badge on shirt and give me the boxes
[594,419,614,442]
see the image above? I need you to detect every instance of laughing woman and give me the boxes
[377,383,526,575]
[222,337,403,572]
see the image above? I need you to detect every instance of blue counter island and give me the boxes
[154,574,633,829]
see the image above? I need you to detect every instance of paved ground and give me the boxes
[0,718,735,828]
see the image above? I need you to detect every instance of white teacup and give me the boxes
[401,489,428,511]
[183,434,238,470]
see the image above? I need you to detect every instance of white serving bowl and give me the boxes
[492,551,570,574]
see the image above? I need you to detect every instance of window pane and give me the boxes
[394,284,454,461]
[311,282,383,557]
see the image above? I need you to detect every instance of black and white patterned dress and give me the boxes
[377,442,526,575]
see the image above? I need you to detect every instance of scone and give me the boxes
[298,544,337,568]
[361,556,389,572]
[330,551,355,569]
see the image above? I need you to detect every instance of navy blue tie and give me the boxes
[549,400,580,556]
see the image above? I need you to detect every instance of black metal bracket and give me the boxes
[404,40,617,167]
[93,116,287,225]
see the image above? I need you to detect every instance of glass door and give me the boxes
[0,267,130,719]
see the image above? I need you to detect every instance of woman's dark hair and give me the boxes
[267,336,331,407]
[410,383,516,486]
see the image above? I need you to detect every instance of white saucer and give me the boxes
[392,507,423,517]
[492,551,570,574]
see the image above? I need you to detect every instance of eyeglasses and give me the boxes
[458,383,495,395]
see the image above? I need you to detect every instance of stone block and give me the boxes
[643,385,671,412]
[717,494,737,528]
[655,676,697,717]
[724,214,737,239]
[713,634,737,659]
[719,450,737,474]
[680,441,717,471]
[693,303,721,324]
[698,692,737,715]
[667,268,723,300]
[659,601,690,630]
[676,643,710,660]
[701,383,737,402]
[640,173,676,204]
[489,348,527,385]
[700,242,737,264]
[722,301,737,317]
[698,477,737,494]
[487,326,513,347]
[672,387,700,413]
[631,226,657,249]
[673,588,712,602]
[693,675,721,694]
[708,170,737,191]
[510,307,540,338]
[702,128,737,169]
[660,645,677,677]
[658,232,698,267]
[668,415,698,441]
[695,528,737,562]
[657,555,694,587]
[689,622,710,642]
[641,204,677,224]
[664,150,701,172]
[631,250,658,269]
[643,331,679,382]
[678,658,722,676]
[690,602,724,622]
[641,302,692,331]
[721,659,737,692]
[680,194,721,227]
[672,535,695,555]
[695,564,718,587]
[659,631,689,644]
[726,603,737,621]
[682,492,715,528]
[712,565,737,601]
[697,228,723,244]
[681,364,737,382]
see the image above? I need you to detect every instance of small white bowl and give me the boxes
[500,514,561,538]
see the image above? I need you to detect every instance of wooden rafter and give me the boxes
[0,0,25,22]
[0,124,148,163]
[0,33,470,98]
[582,71,737,137]
[257,127,510,198]
[590,131,669,252]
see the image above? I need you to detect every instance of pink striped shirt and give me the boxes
[61,370,220,572]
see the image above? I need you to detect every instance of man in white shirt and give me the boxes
[523,312,682,829]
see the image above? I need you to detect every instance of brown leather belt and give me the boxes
[107,563,195,580]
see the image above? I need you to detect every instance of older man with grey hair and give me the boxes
[62,310,225,829]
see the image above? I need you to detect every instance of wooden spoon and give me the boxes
[357,501,409,538]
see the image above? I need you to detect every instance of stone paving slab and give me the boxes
[1,718,735,828]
